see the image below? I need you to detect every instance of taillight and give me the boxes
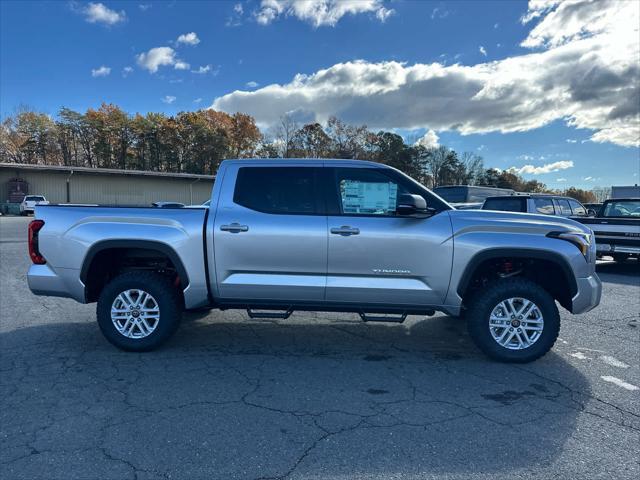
[28,220,46,264]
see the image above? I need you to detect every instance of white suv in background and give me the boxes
[20,195,49,215]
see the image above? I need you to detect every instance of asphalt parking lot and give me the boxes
[1,216,638,480]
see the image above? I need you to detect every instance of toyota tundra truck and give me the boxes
[26,159,602,362]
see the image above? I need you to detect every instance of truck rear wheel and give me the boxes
[97,271,182,351]
[465,278,560,363]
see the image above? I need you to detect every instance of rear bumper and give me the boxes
[571,274,602,314]
[27,264,86,303]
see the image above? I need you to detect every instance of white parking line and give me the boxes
[569,352,589,360]
[601,376,639,391]
[600,356,630,369]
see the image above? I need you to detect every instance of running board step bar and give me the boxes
[246,308,293,320]
[359,312,407,323]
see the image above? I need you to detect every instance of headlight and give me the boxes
[547,231,592,257]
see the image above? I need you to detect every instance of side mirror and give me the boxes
[587,209,597,217]
[397,194,428,216]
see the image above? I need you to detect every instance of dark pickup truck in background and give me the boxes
[576,198,640,262]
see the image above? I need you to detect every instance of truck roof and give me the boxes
[220,158,388,168]
[603,197,640,202]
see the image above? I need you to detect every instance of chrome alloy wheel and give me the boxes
[111,289,160,339]
[488,297,544,350]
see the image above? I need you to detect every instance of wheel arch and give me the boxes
[80,240,189,302]
[457,248,578,310]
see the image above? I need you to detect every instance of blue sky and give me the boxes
[1,0,638,188]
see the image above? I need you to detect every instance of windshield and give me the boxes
[602,200,640,217]
[433,186,514,203]
[25,196,45,201]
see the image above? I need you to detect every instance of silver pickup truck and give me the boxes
[27,159,602,362]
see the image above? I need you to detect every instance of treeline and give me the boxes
[0,103,596,202]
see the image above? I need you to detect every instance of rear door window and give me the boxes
[533,197,555,215]
[233,167,321,215]
[482,197,527,213]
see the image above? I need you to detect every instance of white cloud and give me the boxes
[194,98,203,104]
[566,138,577,143]
[212,1,640,147]
[414,129,439,149]
[479,45,487,56]
[136,47,189,73]
[227,3,245,26]
[509,160,574,175]
[430,7,449,20]
[255,0,394,27]
[176,32,200,46]
[139,4,151,11]
[246,81,259,88]
[494,23,499,29]
[161,95,177,104]
[522,0,624,48]
[192,65,212,74]
[557,178,568,182]
[83,2,126,25]
[583,176,601,181]
[122,66,133,77]
[375,6,394,23]
[91,65,111,77]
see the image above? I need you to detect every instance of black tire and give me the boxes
[97,271,182,351]
[465,278,560,363]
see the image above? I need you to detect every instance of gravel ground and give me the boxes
[1,215,638,480]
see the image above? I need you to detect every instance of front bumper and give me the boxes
[571,273,602,314]
[596,243,640,255]
[27,264,86,303]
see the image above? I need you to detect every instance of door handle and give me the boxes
[330,226,360,236]
[220,223,249,233]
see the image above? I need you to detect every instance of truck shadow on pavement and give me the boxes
[597,260,640,287]
[1,313,601,480]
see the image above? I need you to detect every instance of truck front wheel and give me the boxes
[97,271,182,351]
[465,278,560,363]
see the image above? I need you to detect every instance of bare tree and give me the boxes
[460,151,485,185]
[275,114,298,158]
[591,186,612,202]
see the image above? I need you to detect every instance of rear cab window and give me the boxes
[482,197,527,213]
[233,167,322,215]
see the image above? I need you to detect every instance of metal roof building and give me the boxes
[0,163,214,206]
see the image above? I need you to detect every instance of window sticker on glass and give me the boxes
[341,180,398,214]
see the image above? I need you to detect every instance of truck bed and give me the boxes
[29,205,210,309]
